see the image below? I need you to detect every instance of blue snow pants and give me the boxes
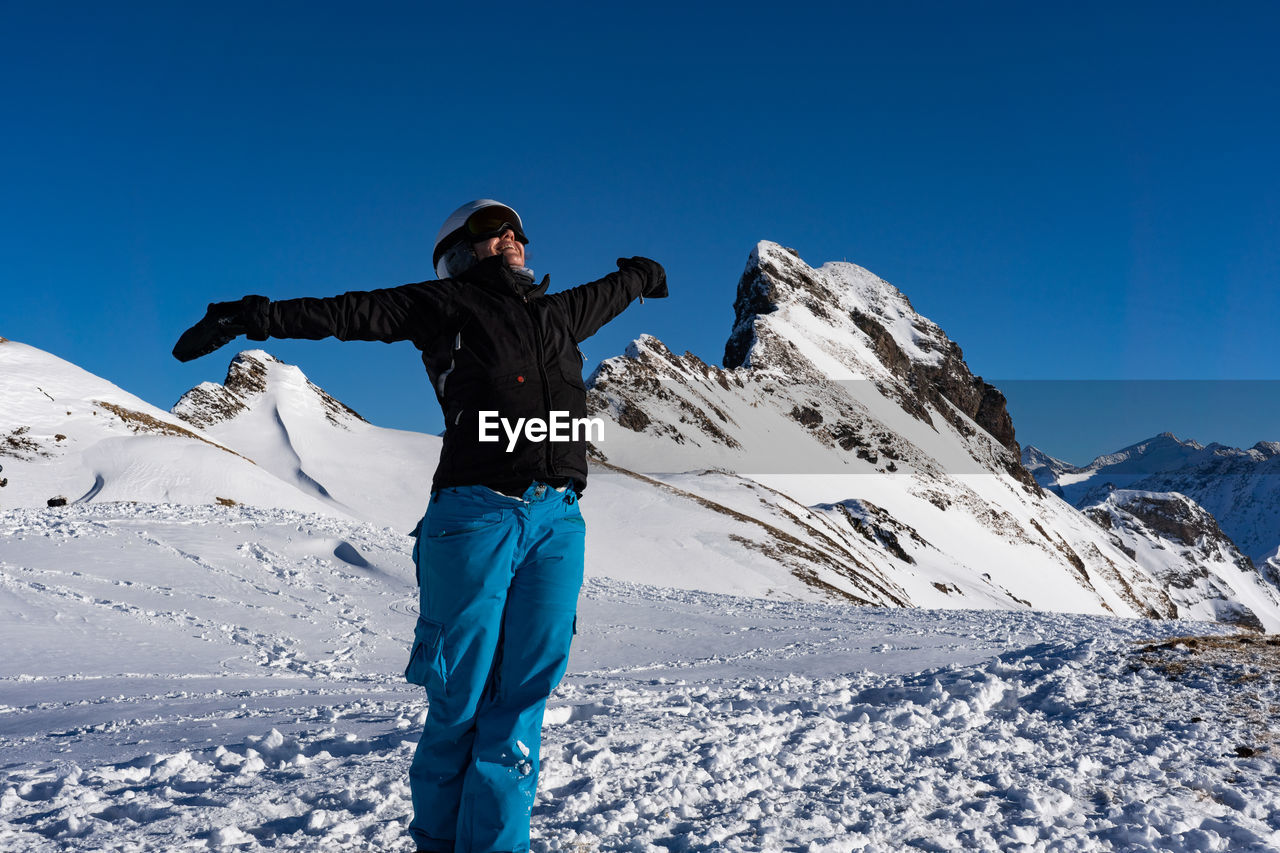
[405,482,585,853]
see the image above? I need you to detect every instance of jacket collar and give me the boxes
[455,255,551,300]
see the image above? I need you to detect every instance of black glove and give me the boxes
[172,295,271,362]
[616,257,667,299]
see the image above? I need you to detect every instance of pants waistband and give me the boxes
[432,480,574,506]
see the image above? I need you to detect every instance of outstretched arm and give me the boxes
[548,257,667,343]
[172,282,450,362]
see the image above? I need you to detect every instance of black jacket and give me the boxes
[254,255,662,494]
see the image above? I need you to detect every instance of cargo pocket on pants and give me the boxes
[404,617,448,689]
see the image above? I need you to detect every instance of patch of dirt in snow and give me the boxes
[1,426,48,460]
[1132,633,1280,756]
[92,400,250,461]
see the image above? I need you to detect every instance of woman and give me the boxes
[172,199,667,852]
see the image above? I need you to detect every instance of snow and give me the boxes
[820,257,948,368]
[3,503,1279,852]
[0,341,346,520]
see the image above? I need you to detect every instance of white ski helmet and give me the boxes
[433,199,528,279]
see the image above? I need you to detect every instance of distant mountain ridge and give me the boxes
[1024,433,1280,564]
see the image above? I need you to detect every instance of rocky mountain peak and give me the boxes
[1101,490,1240,552]
[173,350,365,431]
[1022,445,1081,476]
[719,242,1024,463]
[724,241,936,373]
[725,243,828,369]
[1251,441,1280,458]
[1083,489,1276,631]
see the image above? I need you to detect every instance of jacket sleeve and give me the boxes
[546,264,651,343]
[265,281,451,346]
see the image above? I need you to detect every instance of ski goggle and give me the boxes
[465,207,528,244]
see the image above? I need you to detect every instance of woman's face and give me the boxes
[472,227,526,268]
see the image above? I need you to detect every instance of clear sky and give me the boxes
[4,1,1278,465]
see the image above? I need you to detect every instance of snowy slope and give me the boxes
[0,340,1055,609]
[167,350,1084,606]
[0,339,340,518]
[2,342,927,605]
[3,504,1278,852]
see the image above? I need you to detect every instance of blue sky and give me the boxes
[4,1,1278,464]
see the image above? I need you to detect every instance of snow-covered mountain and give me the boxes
[584,242,1280,627]
[5,242,1280,629]
[0,338,339,517]
[9,251,1280,852]
[1025,433,1280,564]
[170,350,439,533]
[1084,490,1280,631]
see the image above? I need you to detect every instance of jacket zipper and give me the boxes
[525,295,555,476]
[437,331,462,397]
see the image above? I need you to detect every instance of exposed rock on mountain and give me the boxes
[1084,490,1280,631]
[2,425,47,460]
